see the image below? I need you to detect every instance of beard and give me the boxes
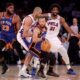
[7,10,14,16]
[52,13,58,17]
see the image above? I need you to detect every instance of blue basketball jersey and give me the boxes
[0,13,16,43]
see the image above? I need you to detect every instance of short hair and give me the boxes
[33,7,42,12]
[50,3,61,11]
[6,2,14,8]
[38,17,47,21]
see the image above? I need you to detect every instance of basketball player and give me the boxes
[0,3,25,74]
[17,7,42,77]
[28,18,59,78]
[45,4,77,75]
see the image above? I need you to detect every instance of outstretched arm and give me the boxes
[60,17,75,35]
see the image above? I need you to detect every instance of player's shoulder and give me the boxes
[60,16,65,20]
[13,14,20,19]
[0,12,5,18]
[23,15,33,24]
[60,16,66,23]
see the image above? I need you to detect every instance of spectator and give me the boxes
[68,18,80,64]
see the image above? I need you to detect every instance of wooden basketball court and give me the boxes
[0,65,80,80]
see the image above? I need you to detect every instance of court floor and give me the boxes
[0,65,80,80]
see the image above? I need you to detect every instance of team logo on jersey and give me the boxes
[0,21,12,26]
[47,22,58,27]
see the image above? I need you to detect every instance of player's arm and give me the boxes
[32,28,42,43]
[39,13,50,18]
[41,13,49,18]
[14,15,21,33]
[0,12,2,18]
[0,12,3,29]
[60,17,75,35]
[75,33,80,38]
[22,17,32,38]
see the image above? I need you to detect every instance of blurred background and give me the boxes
[0,0,80,22]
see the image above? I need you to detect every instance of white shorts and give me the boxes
[45,36,62,52]
[17,32,31,51]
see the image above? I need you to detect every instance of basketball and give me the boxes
[41,39,51,52]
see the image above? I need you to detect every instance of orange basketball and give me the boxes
[41,39,51,52]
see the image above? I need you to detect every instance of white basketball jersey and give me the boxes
[18,14,36,33]
[46,13,61,37]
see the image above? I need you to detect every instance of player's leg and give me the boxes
[47,37,76,75]
[29,42,42,77]
[58,45,76,75]
[38,38,57,76]
[37,50,49,78]
[0,40,8,74]
[9,33,25,65]
[12,40,25,65]
[47,52,59,77]
[30,57,40,77]
[17,33,32,77]
[48,37,71,70]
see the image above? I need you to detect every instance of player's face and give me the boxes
[36,10,42,17]
[51,7,59,16]
[38,18,46,28]
[6,5,14,14]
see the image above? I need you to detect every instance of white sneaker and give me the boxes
[18,71,32,78]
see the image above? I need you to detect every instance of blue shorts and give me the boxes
[0,32,16,43]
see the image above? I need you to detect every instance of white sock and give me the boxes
[33,57,39,68]
[66,65,71,70]
[21,65,27,72]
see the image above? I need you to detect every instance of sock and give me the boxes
[33,57,39,68]
[21,65,27,72]
[67,65,71,70]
